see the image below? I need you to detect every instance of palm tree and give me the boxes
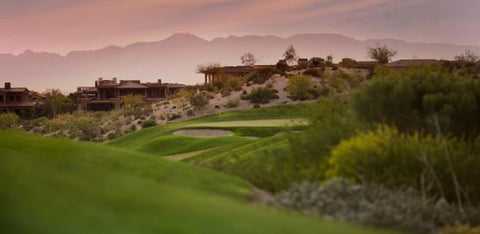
[197,63,222,84]
[196,64,209,84]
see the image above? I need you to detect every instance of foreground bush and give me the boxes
[351,68,480,139]
[288,97,358,182]
[328,126,480,205]
[273,179,464,233]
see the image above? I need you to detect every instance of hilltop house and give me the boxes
[76,78,185,111]
[0,82,42,116]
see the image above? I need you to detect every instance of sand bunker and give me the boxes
[173,129,233,138]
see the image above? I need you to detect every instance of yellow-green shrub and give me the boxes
[328,126,480,204]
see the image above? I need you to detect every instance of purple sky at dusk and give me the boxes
[1,0,479,54]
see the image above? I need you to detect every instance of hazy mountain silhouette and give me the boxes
[1,32,479,92]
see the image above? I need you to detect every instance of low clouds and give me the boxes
[0,0,478,54]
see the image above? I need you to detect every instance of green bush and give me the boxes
[241,87,279,104]
[167,114,182,121]
[286,75,315,101]
[288,97,358,182]
[107,132,118,140]
[141,118,157,128]
[327,71,361,94]
[186,109,195,116]
[190,92,210,110]
[351,68,480,139]
[0,112,19,128]
[224,76,243,91]
[226,98,240,108]
[328,126,480,204]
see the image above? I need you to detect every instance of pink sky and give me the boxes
[1,0,479,54]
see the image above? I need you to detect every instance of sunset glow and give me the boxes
[1,0,479,54]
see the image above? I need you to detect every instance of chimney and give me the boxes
[4,82,11,89]
[98,77,103,83]
[112,77,117,83]
[157,79,162,84]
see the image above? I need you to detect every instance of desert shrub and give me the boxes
[226,98,240,108]
[122,94,143,111]
[141,118,157,128]
[107,132,118,140]
[327,71,361,94]
[241,87,279,104]
[328,126,480,205]
[248,68,279,84]
[0,112,19,128]
[220,88,231,97]
[167,114,182,121]
[286,75,315,101]
[351,68,480,139]
[189,92,210,110]
[273,179,464,233]
[224,76,243,91]
[72,117,101,142]
[303,68,323,77]
[186,109,195,116]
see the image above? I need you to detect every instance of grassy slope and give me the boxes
[0,131,391,234]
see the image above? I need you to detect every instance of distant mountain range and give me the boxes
[1,32,479,92]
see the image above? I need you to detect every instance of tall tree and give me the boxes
[367,45,397,64]
[241,52,256,66]
[283,45,298,66]
[43,89,74,118]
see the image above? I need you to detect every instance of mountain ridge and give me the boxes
[1,32,479,92]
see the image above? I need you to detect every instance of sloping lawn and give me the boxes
[0,131,392,234]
